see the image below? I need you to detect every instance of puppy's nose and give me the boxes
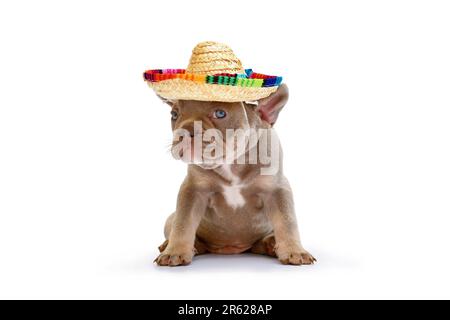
[179,122,201,138]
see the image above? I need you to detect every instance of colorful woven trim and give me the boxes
[143,69,282,88]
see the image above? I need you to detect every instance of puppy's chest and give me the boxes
[209,180,264,213]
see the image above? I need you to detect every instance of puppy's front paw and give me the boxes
[277,247,316,266]
[154,249,194,267]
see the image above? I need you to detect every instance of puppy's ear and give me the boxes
[256,84,289,126]
[157,95,177,107]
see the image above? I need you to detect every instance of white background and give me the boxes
[0,0,449,300]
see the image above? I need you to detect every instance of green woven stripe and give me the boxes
[203,75,266,88]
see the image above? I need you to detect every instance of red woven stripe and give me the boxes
[249,72,277,79]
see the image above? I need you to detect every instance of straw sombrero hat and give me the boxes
[143,41,283,102]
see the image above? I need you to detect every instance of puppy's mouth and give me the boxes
[171,136,225,167]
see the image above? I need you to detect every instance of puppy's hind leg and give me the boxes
[250,233,277,257]
[158,213,208,255]
[158,238,208,255]
[157,212,175,253]
[252,232,316,265]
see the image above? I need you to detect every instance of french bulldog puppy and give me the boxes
[155,84,315,266]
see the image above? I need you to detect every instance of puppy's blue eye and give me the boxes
[171,110,178,121]
[214,110,227,119]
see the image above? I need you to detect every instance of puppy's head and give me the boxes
[162,84,289,167]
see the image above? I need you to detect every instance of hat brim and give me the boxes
[143,69,282,102]
[147,79,278,102]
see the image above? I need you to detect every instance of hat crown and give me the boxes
[186,41,245,75]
